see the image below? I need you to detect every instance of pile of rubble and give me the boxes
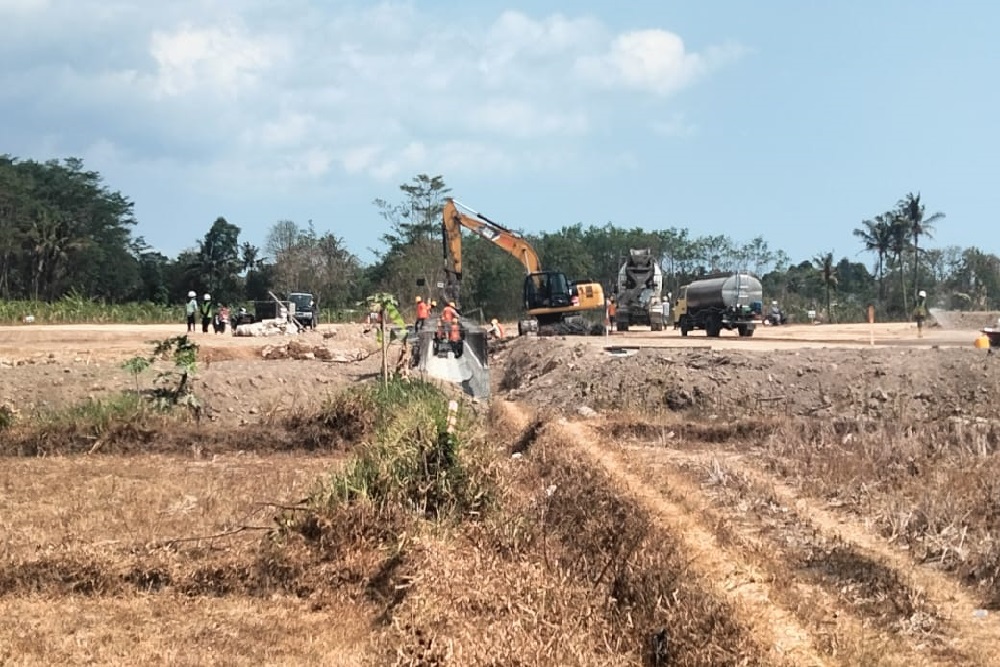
[260,340,372,363]
[233,319,298,338]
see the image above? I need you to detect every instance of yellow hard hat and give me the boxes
[448,301,455,307]
[491,318,499,325]
[431,300,437,307]
[415,296,422,303]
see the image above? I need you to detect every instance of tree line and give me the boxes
[2,155,996,323]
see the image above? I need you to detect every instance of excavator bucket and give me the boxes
[411,317,490,399]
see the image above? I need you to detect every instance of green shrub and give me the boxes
[311,378,489,519]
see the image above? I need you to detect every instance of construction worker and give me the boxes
[914,290,928,337]
[185,291,197,332]
[415,296,430,331]
[199,293,213,333]
[607,297,617,332]
[487,318,505,340]
[440,301,461,343]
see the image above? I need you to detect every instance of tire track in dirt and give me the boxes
[564,423,928,666]
[500,404,830,667]
[620,441,1000,666]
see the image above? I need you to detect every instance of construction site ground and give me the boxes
[2,313,1000,664]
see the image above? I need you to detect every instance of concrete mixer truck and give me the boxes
[672,273,763,337]
[614,249,664,332]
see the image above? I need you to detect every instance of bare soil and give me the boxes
[0,323,382,426]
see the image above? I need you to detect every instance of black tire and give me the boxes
[618,321,629,332]
[737,324,749,337]
[707,317,722,337]
[679,317,689,337]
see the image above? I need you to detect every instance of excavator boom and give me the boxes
[442,199,542,287]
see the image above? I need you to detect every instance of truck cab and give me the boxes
[672,286,688,328]
[289,292,318,329]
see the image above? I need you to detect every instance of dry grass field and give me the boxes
[1,318,999,665]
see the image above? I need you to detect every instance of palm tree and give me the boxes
[884,211,911,315]
[813,251,838,323]
[853,217,893,302]
[897,192,945,303]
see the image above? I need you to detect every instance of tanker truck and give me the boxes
[672,273,763,337]
[614,248,664,332]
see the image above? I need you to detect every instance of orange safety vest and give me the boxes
[441,306,458,322]
[416,302,430,320]
[493,322,504,339]
[608,302,617,318]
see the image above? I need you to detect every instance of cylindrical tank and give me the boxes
[685,273,763,312]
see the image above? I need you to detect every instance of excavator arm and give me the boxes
[440,198,606,331]
[442,198,542,293]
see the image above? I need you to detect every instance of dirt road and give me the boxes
[604,321,984,350]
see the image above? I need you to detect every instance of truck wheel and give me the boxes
[679,317,689,337]
[618,322,629,332]
[651,322,662,332]
[707,319,722,337]
[737,324,749,337]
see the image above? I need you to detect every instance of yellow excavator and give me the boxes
[441,198,606,336]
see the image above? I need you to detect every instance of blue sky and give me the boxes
[1,0,994,266]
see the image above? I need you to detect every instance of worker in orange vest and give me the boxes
[607,297,617,332]
[441,301,461,343]
[415,296,430,331]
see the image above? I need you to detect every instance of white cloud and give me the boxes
[148,23,286,98]
[0,2,742,195]
[577,29,708,96]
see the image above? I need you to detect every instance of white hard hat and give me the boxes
[188,290,196,298]
[772,301,777,306]
[918,290,927,298]
[203,293,211,301]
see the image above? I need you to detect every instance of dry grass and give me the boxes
[601,407,1000,612]
[0,595,370,666]
[757,417,1000,606]
[0,377,895,665]
[0,454,341,560]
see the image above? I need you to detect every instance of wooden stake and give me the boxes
[867,304,875,346]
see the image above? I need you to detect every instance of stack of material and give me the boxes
[233,319,298,338]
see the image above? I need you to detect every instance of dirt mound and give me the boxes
[930,310,1000,331]
[496,337,1000,422]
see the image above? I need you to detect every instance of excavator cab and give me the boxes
[523,271,572,310]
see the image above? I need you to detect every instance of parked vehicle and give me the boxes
[289,292,318,329]
[614,249,664,332]
[673,273,763,337]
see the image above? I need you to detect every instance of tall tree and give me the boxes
[813,251,838,322]
[853,216,893,302]
[370,174,452,308]
[195,217,242,303]
[374,174,451,250]
[897,192,945,303]
[884,211,911,315]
